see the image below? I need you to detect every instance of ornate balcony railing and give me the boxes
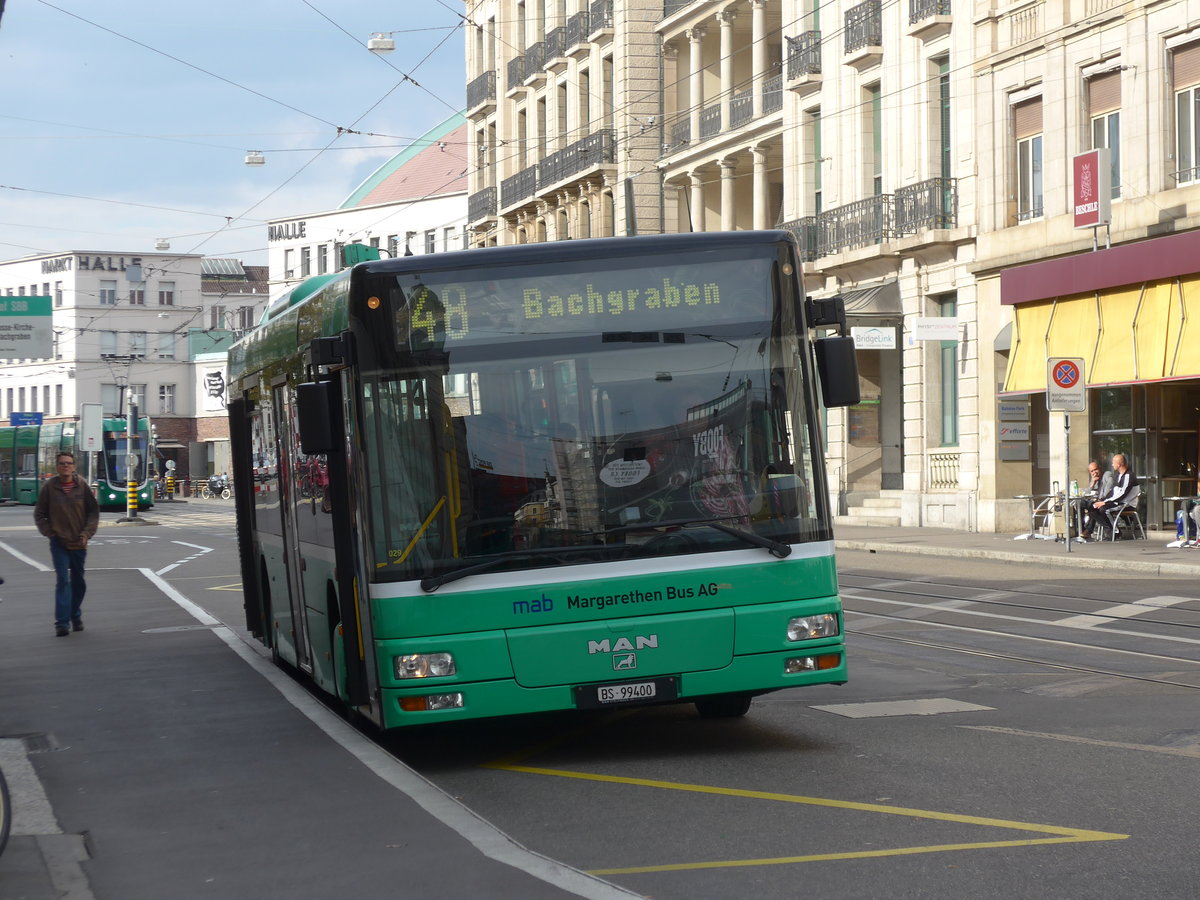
[544,27,565,62]
[524,41,545,77]
[730,89,753,128]
[818,194,894,255]
[468,186,497,222]
[538,129,616,189]
[845,0,882,53]
[501,164,538,208]
[466,70,496,110]
[669,119,690,150]
[565,11,590,49]
[507,55,526,90]
[590,0,612,29]
[910,0,951,23]
[699,102,722,139]
[928,450,960,491]
[763,73,783,113]
[895,177,958,233]
[780,216,820,262]
[663,0,695,16]
[786,31,822,78]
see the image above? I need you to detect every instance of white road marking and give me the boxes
[0,539,51,571]
[811,699,994,718]
[137,568,641,900]
[1054,595,1195,628]
[842,590,1200,650]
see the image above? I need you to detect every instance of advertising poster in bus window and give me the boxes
[597,385,754,526]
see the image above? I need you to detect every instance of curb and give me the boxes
[834,539,1200,578]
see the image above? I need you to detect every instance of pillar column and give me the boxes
[720,158,737,231]
[717,11,735,136]
[688,27,706,147]
[751,0,767,118]
[689,170,705,232]
[752,144,769,230]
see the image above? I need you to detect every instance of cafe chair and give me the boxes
[1105,486,1145,541]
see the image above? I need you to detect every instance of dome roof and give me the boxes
[340,112,468,209]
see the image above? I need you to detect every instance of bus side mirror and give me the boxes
[296,382,337,454]
[813,336,860,408]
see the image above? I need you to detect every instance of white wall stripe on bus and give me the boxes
[371,540,838,600]
[138,568,642,900]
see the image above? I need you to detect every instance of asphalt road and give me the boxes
[5,503,1200,899]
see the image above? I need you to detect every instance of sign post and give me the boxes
[1047,358,1087,553]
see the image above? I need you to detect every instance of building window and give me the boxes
[42,385,50,413]
[806,108,822,214]
[865,83,882,196]
[158,281,175,305]
[53,332,61,360]
[54,281,63,306]
[210,306,226,330]
[99,280,118,305]
[937,294,958,446]
[55,384,63,416]
[317,244,328,275]
[101,384,121,415]
[1172,42,1200,184]
[129,332,147,359]
[300,246,311,277]
[444,227,456,251]
[387,235,399,257]
[425,231,437,254]
[1088,70,1121,198]
[238,306,256,330]
[284,249,294,279]
[159,384,176,414]
[1014,97,1043,221]
[128,282,146,305]
[129,384,146,411]
[158,331,175,359]
[100,331,118,358]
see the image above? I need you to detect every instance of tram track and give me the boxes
[846,612,1200,692]
[838,571,1200,632]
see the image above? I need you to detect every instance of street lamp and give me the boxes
[368,32,395,53]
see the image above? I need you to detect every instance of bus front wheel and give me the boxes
[694,693,753,718]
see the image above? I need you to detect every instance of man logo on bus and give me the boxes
[587,634,658,654]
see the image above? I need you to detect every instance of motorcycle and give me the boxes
[199,475,232,500]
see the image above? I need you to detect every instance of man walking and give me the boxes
[34,452,99,636]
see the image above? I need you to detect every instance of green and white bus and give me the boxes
[227,231,859,729]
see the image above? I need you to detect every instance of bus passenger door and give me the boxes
[273,383,315,674]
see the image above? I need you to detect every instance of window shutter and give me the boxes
[1014,98,1043,139]
[1174,41,1200,89]
[1088,71,1121,115]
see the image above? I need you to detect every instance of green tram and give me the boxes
[228,231,860,730]
[0,417,155,510]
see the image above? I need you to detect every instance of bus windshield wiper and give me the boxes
[420,545,617,592]
[600,518,792,559]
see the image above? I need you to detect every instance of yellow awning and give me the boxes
[1003,275,1200,393]
[1170,275,1200,379]
[1002,300,1054,393]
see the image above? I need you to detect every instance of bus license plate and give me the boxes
[574,677,677,709]
[600,681,656,703]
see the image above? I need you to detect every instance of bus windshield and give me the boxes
[358,248,827,584]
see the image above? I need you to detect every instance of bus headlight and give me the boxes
[787,614,839,641]
[395,652,456,679]
[784,653,841,673]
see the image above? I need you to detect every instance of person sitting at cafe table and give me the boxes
[1083,453,1138,540]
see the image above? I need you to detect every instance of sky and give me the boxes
[0,0,468,266]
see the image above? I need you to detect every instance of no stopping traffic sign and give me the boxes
[1046,357,1086,411]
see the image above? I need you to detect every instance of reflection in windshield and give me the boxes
[360,324,826,584]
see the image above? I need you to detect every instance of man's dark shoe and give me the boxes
[55,626,70,637]
[71,619,84,632]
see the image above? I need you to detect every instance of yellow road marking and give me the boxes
[482,757,1128,873]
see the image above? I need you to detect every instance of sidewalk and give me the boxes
[834,522,1200,577]
[0,567,637,900]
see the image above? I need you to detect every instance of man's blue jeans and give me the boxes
[49,537,87,628]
